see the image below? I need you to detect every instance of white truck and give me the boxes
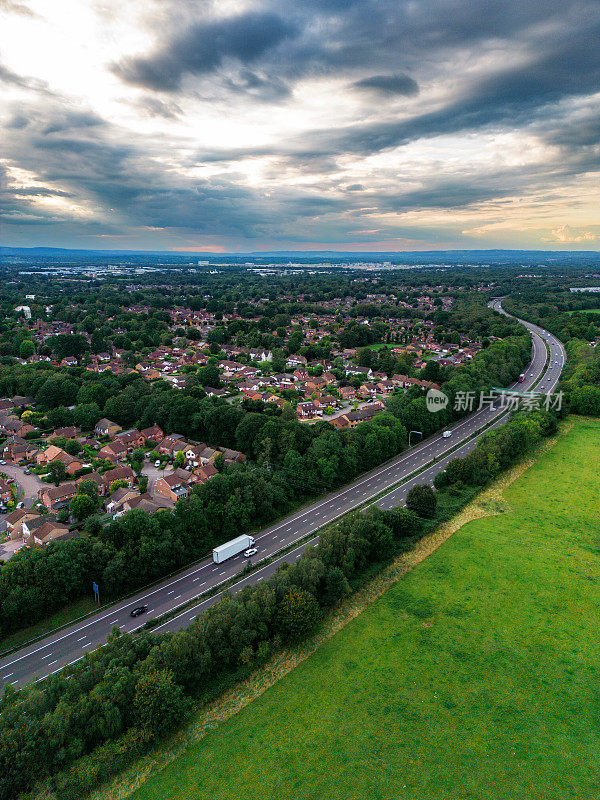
[212,534,256,564]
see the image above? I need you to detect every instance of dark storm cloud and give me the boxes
[112,11,299,91]
[353,74,419,96]
[309,20,600,158]
[5,0,600,247]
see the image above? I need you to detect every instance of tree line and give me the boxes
[0,403,559,800]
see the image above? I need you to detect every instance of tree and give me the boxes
[138,475,148,493]
[133,669,190,737]
[45,406,75,429]
[19,340,35,360]
[70,493,96,521]
[110,479,129,494]
[77,478,100,505]
[198,364,220,388]
[277,587,322,642]
[406,483,437,517]
[174,451,185,469]
[47,460,67,486]
[73,402,101,431]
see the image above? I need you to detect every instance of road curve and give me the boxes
[0,300,566,688]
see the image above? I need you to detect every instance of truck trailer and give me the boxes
[212,534,256,564]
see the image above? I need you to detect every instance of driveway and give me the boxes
[0,463,45,506]
[141,461,174,494]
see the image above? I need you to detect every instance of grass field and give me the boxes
[568,307,600,315]
[129,417,600,800]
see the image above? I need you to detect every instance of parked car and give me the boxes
[0,460,5,465]
[16,501,24,509]
[129,605,148,617]
[154,460,161,467]
[244,547,258,557]
[24,468,31,474]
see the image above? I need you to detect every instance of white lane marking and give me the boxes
[3,311,563,681]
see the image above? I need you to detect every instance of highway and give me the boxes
[0,300,566,688]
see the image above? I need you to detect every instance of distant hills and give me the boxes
[0,247,599,268]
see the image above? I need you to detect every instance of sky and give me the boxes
[0,0,599,252]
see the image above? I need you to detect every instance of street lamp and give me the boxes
[409,430,423,447]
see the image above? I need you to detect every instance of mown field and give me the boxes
[130,417,600,800]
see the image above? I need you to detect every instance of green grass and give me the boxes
[567,307,600,315]
[130,417,600,800]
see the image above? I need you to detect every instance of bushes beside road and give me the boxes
[0,507,422,800]
[2,405,557,800]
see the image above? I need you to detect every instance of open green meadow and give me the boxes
[130,417,600,800]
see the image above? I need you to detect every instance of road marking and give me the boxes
[0,312,564,685]
[2,673,13,679]
[76,636,86,641]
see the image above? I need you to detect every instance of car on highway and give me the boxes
[129,605,148,617]
[244,548,258,557]
[442,430,452,438]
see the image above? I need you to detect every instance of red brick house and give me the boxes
[141,424,164,443]
[38,482,78,510]
[115,429,145,450]
[98,441,129,461]
[154,469,193,503]
[102,464,136,492]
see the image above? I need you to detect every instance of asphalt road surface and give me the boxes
[0,300,566,688]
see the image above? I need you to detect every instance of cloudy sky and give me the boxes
[1,0,599,252]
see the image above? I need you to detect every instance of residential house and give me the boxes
[98,441,129,462]
[297,401,318,419]
[0,415,34,438]
[154,469,194,503]
[190,464,218,484]
[140,424,164,443]
[23,514,70,546]
[158,434,185,455]
[106,487,140,518]
[115,429,145,450]
[53,426,80,439]
[38,482,78,510]
[2,435,38,463]
[332,403,384,430]
[338,386,356,401]
[123,493,172,514]
[94,418,122,438]
[345,365,373,378]
[5,508,42,540]
[102,465,136,492]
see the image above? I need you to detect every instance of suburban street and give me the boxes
[0,300,566,689]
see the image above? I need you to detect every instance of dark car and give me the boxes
[130,605,148,617]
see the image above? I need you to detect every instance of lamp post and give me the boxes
[409,430,423,447]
